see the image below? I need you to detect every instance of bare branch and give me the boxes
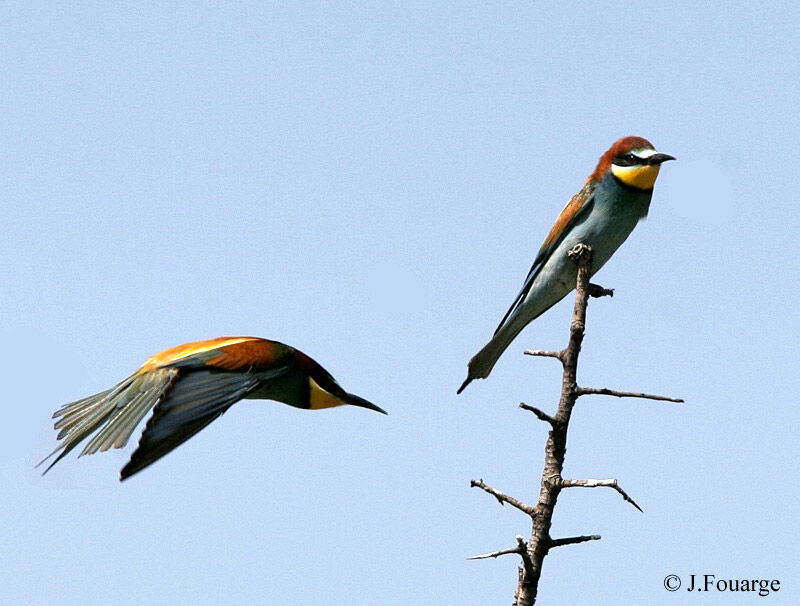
[523,349,563,361]
[549,535,601,549]
[468,546,523,560]
[470,479,536,516]
[560,478,643,513]
[512,244,598,604]
[519,403,556,426]
[468,536,531,563]
[578,386,684,403]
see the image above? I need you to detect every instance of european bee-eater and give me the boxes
[40,336,385,480]
[458,136,674,393]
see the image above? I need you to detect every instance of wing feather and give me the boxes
[119,369,260,480]
[493,184,596,335]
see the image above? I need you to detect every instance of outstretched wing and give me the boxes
[493,183,596,334]
[119,369,263,480]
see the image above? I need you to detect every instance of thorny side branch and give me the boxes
[470,479,536,516]
[560,478,643,513]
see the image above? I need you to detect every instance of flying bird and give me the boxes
[459,136,674,393]
[40,336,385,480]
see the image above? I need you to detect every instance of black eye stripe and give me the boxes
[613,153,643,167]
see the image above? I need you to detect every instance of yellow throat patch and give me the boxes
[611,163,661,190]
[308,377,346,410]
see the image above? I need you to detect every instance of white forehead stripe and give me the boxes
[632,148,657,159]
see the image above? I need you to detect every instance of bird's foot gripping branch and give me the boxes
[469,244,684,606]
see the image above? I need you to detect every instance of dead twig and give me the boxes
[519,403,557,426]
[549,535,601,549]
[523,349,563,362]
[578,386,684,403]
[468,536,531,565]
[560,478,643,513]
[470,479,536,516]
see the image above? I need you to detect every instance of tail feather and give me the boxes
[457,321,525,393]
[39,368,177,474]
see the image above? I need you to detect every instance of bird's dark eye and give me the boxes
[614,153,640,167]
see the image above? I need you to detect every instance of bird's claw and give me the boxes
[567,243,592,260]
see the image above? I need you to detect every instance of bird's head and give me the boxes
[589,136,675,190]
[294,349,387,414]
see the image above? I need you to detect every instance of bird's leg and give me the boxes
[567,245,613,298]
[588,283,614,298]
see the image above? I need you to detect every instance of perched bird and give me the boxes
[459,136,674,393]
[40,336,385,480]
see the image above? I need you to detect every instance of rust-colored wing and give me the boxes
[493,182,596,335]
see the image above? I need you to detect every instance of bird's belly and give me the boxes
[524,209,639,310]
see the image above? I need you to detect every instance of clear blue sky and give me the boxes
[3,3,798,605]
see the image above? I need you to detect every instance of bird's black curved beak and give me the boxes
[347,393,387,414]
[647,153,676,165]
